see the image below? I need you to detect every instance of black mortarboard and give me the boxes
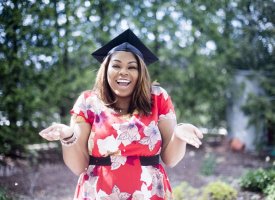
[91,29,158,65]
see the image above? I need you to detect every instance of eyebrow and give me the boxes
[112,59,137,64]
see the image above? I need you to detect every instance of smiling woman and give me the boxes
[39,29,203,199]
[107,51,139,104]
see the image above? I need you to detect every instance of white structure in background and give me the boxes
[227,70,264,151]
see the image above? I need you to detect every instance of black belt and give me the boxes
[89,155,160,166]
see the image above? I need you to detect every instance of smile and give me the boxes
[116,79,131,86]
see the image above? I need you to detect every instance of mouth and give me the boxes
[116,79,131,86]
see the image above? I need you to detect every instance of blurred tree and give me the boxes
[123,0,230,127]
[0,0,52,156]
[0,0,273,157]
[0,0,97,156]
[231,0,275,150]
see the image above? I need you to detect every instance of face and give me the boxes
[107,51,139,100]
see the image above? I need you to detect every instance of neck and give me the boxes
[114,97,131,114]
[114,107,128,114]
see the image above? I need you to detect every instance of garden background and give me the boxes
[0,0,274,199]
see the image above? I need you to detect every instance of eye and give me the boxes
[112,65,120,69]
[128,66,138,70]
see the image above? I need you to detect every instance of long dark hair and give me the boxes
[93,52,152,115]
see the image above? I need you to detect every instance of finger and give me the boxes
[192,137,202,146]
[40,134,56,141]
[187,139,200,148]
[39,127,61,140]
[194,127,204,139]
[39,129,51,137]
[39,125,56,135]
[39,123,63,135]
[42,135,55,141]
[52,124,67,135]
[51,123,63,129]
[51,130,61,140]
[39,132,55,141]
[185,135,202,147]
[44,131,60,141]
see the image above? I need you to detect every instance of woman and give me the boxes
[39,29,203,199]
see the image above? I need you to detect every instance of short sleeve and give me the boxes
[151,86,177,122]
[70,91,95,124]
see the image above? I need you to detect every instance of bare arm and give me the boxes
[62,116,91,175]
[159,119,203,168]
[39,115,91,176]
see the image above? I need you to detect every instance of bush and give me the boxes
[173,181,199,200]
[0,187,12,200]
[0,125,43,158]
[264,183,275,200]
[239,168,275,192]
[200,154,217,176]
[200,181,237,200]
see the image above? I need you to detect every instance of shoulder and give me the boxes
[80,90,96,99]
[150,85,176,118]
[151,85,169,100]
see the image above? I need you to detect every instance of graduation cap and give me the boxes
[91,29,158,65]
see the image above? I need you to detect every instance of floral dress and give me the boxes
[71,86,176,200]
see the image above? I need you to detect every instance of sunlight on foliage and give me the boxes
[173,181,200,200]
[200,181,237,200]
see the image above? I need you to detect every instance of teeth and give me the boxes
[117,80,130,83]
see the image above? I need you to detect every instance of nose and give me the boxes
[119,67,128,75]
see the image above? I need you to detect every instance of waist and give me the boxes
[89,155,160,166]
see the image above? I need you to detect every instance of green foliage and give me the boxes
[200,154,217,176]
[0,0,274,157]
[0,188,12,200]
[228,0,275,149]
[173,181,199,200]
[0,0,95,156]
[264,183,275,200]
[0,126,25,157]
[243,92,275,149]
[200,181,237,200]
[239,168,275,192]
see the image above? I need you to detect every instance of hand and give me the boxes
[39,123,73,141]
[174,123,203,148]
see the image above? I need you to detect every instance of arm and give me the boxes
[159,119,203,168]
[62,116,91,175]
[39,115,91,176]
